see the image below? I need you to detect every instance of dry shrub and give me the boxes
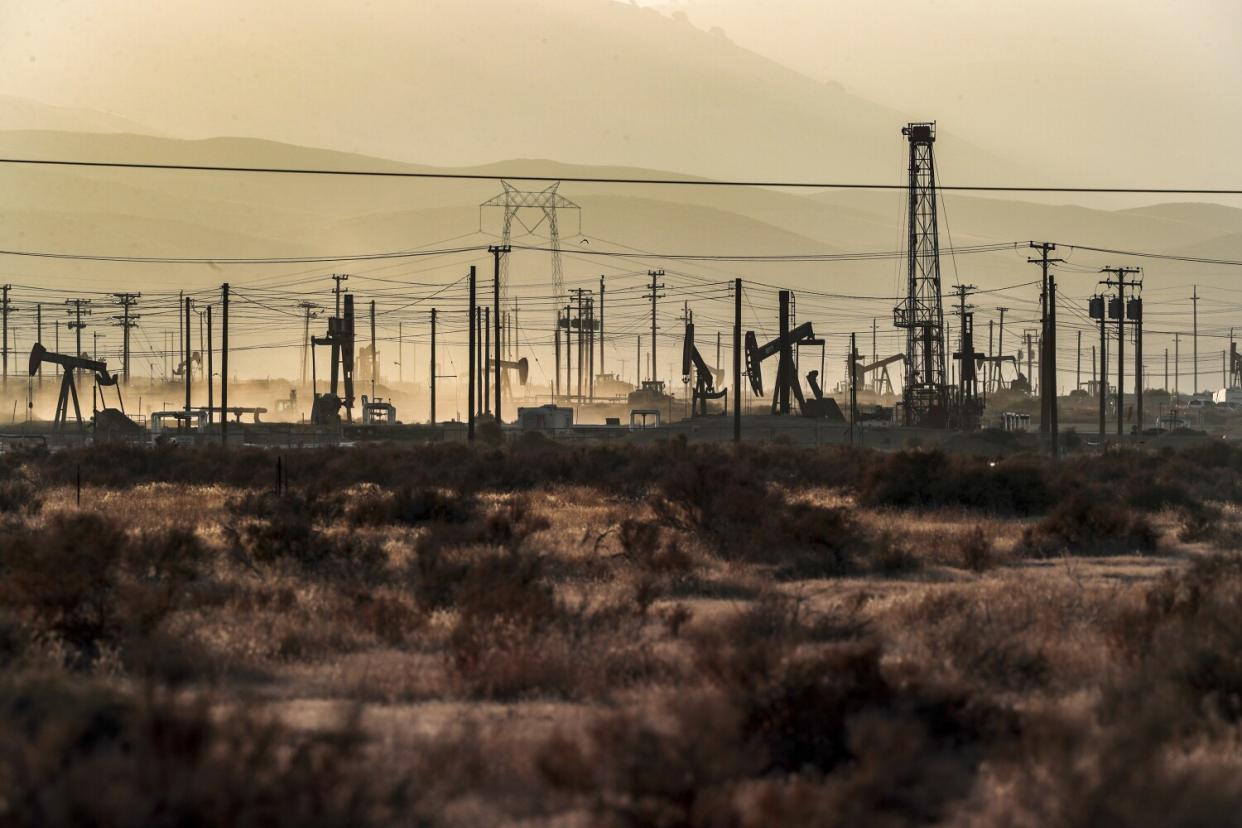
[0,674,410,826]
[0,478,41,514]
[539,639,1011,826]
[618,517,695,575]
[443,550,666,700]
[1110,553,1242,724]
[347,486,476,527]
[1017,490,1157,557]
[959,525,995,572]
[0,514,205,669]
[227,504,387,580]
[859,449,1053,515]
[898,588,1053,694]
[651,459,866,578]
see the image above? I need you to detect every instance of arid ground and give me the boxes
[1,439,1241,826]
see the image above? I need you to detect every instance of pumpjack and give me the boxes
[847,353,905,396]
[492,356,530,401]
[28,343,122,431]
[682,321,727,416]
[310,294,356,425]
[745,290,834,417]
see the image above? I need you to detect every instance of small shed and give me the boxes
[518,404,573,431]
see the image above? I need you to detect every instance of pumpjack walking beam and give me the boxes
[744,290,823,415]
[682,320,726,416]
[29,343,118,432]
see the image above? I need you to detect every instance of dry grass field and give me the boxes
[1,439,1241,826]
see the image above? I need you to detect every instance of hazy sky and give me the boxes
[644,0,1242,188]
[0,0,1238,192]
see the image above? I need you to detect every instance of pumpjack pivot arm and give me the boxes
[683,322,727,416]
[745,321,819,396]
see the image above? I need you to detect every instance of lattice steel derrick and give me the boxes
[480,182,580,306]
[892,123,948,426]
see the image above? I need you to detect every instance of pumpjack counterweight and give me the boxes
[893,122,949,427]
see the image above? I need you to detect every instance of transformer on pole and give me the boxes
[893,123,949,427]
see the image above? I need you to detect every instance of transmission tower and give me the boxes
[892,122,949,427]
[480,181,580,307]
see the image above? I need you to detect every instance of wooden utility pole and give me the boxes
[112,293,140,385]
[647,270,665,387]
[467,266,476,441]
[206,306,213,425]
[1029,242,1063,439]
[598,275,606,381]
[221,283,229,447]
[1101,266,1141,436]
[733,278,741,443]
[0,284,9,387]
[1192,286,1199,394]
[489,245,509,422]
[430,308,437,424]
[184,296,192,415]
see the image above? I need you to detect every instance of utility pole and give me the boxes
[1101,266,1142,437]
[184,296,192,415]
[65,298,91,389]
[481,304,486,414]
[554,308,561,402]
[733,278,741,443]
[297,301,320,390]
[850,332,859,445]
[1132,294,1143,430]
[467,266,476,441]
[636,335,641,386]
[430,308,437,424]
[0,284,11,387]
[369,300,378,401]
[598,275,606,382]
[112,293,141,385]
[1174,333,1181,398]
[1048,275,1059,455]
[488,245,509,421]
[1192,285,1199,394]
[35,304,42,387]
[647,270,665,387]
[332,273,349,317]
[1076,329,1082,392]
[570,288,586,402]
[1029,243,1063,439]
[221,283,230,447]
[206,305,214,426]
[587,297,595,402]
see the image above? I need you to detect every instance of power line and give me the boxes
[2,156,1241,194]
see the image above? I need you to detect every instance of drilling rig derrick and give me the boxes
[893,122,950,428]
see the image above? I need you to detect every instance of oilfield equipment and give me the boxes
[846,353,904,396]
[892,123,950,428]
[682,320,727,417]
[4,122,1202,452]
[310,293,356,426]
[492,355,530,400]
[745,289,840,418]
[29,342,123,431]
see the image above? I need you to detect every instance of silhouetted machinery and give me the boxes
[745,290,840,419]
[310,294,356,425]
[29,342,123,431]
[494,356,530,400]
[848,353,905,396]
[682,321,727,416]
[171,351,201,378]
